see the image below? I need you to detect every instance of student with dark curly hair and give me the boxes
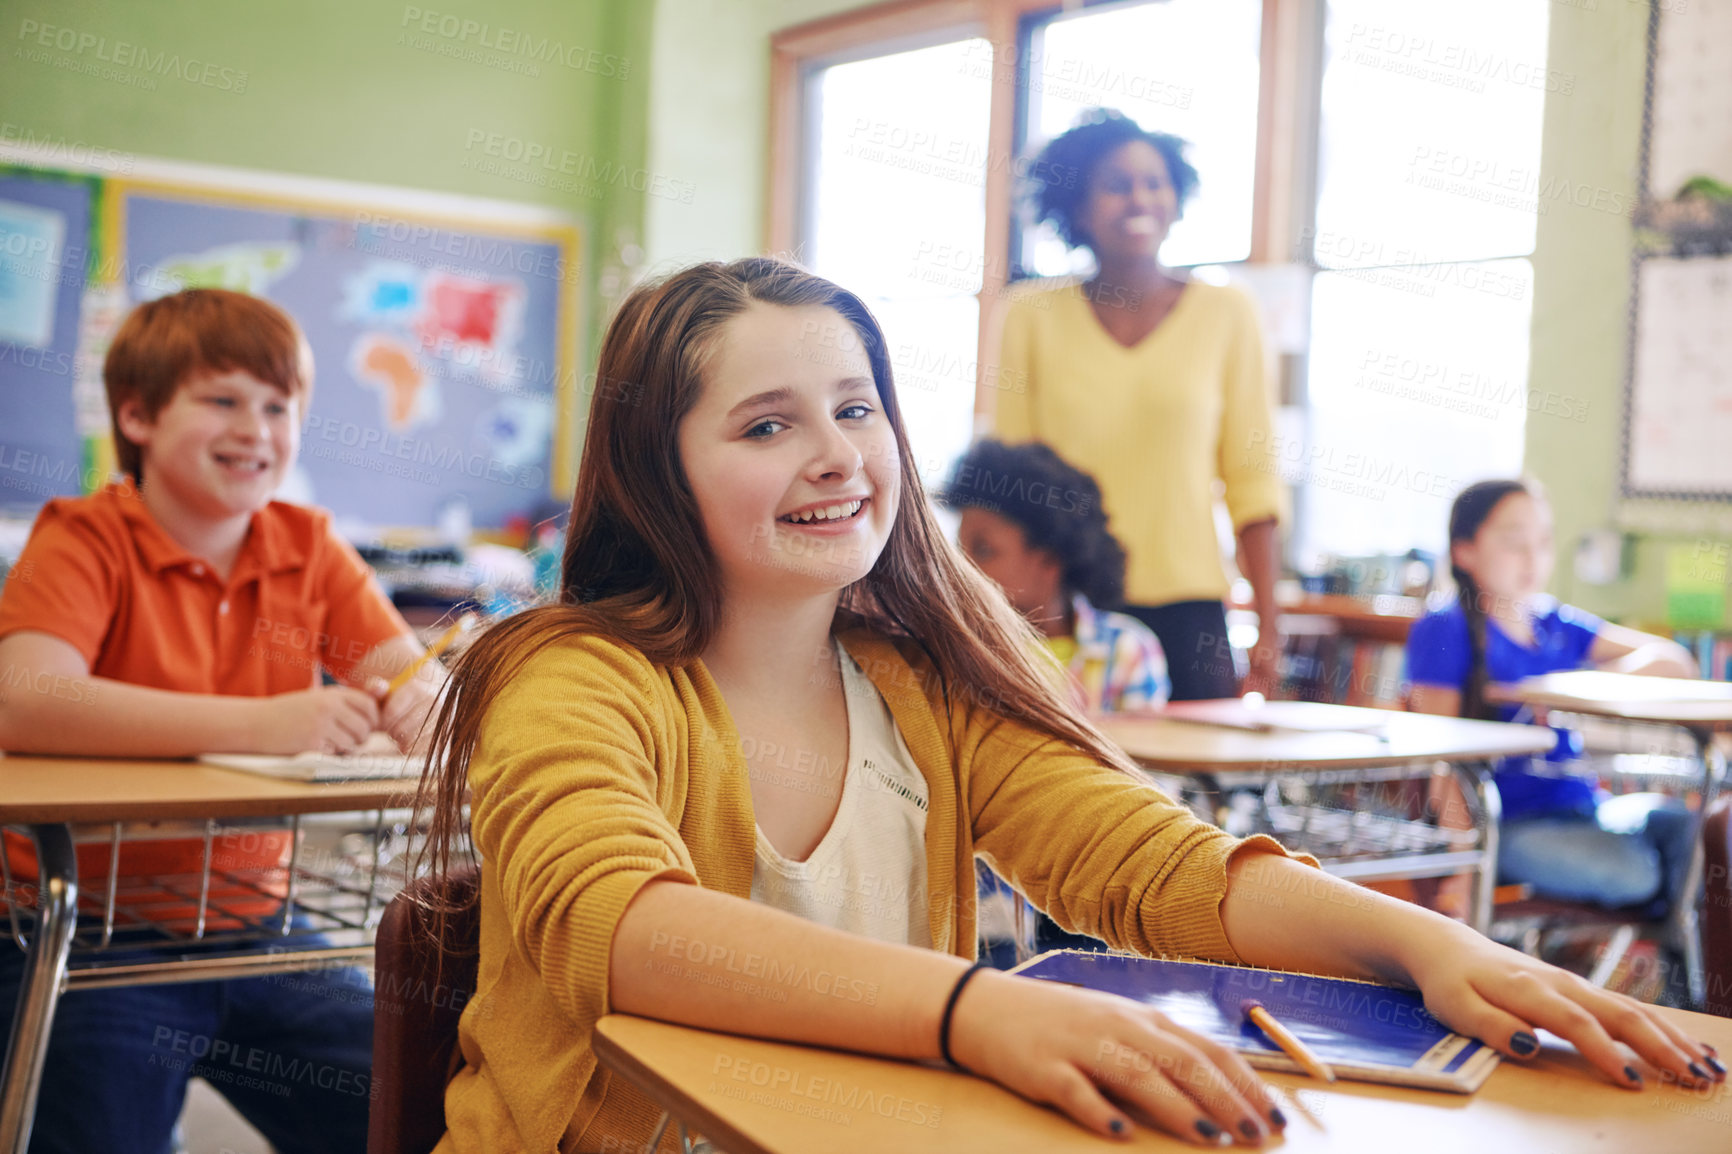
[941,439,1168,713]
[991,108,1287,700]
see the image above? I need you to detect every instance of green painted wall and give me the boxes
[8,0,1720,621]
[1525,1,1649,621]
[1528,1,1727,630]
[644,0,873,270]
[1,0,652,409]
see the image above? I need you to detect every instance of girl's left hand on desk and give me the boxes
[1407,928,1726,1090]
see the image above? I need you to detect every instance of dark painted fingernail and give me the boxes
[1195,1118,1222,1140]
[1240,1119,1260,1139]
[1688,1061,1710,1081]
[1704,1042,1720,1057]
[1509,1031,1539,1057]
[1269,1106,1288,1128]
[1705,1054,1727,1077]
[1624,1065,1643,1086]
[1109,1118,1126,1136]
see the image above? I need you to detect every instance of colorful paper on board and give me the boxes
[146,241,300,297]
[350,332,438,431]
[0,198,67,346]
[1666,544,1727,629]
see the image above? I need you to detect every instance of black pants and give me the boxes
[1122,599,1239,701]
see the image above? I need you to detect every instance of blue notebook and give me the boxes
[1013,951,1500,1093]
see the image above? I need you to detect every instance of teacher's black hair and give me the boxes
[1021,107,1200,253]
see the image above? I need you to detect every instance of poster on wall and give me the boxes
[117,188,577,529]
[0,197,66,347]
[0,170,94,513]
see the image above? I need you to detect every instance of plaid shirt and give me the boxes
[1064,594,1170,713]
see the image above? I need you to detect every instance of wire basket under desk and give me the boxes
[1193,763,1489,883]
[2,809,443,986]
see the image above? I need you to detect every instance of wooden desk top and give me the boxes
[594,1008,1732,1154]
[0,754,419,823]
[1097,705,1555,773]
[1492,671,1732,729]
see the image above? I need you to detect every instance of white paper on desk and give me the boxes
[1160,700,1390,734]
[199,733,418,781]
[1515,670,1732,703]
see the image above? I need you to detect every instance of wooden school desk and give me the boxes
[1095,703,1556,935]
[0,754,418,1151]
[1491,671,1732,1009]
[593,1006,1732,1154]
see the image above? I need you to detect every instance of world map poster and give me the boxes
[121,190,572,529]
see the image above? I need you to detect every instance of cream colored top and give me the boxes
[751,651,931,947]
[434,626,1314,1154]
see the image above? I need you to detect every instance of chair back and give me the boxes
[1704,795,1732,1018]
[367,864,482,1154]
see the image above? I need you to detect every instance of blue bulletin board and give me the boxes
[0,169,100,511]
[114,182,579,529]
[0,157,581,530]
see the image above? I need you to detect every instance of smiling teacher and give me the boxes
[991,109,1286,700]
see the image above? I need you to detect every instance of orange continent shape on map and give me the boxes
[357,338,425,428]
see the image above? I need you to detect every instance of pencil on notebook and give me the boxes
[1241,999,1337,1083]
[385,612,476,694]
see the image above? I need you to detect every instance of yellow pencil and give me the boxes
[385,612,475,695]
[1241,999,1338,1083]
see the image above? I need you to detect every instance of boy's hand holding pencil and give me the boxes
[364,613,473,754]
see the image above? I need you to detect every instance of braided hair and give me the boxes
[1447,479,1536,720]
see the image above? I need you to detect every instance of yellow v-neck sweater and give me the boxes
[436,627,1308,1153]
[992,278,1286,606]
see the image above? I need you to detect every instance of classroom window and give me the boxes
[803,38,994,486]
[1297,0,1549,567]
[1015,0,1264,276]
[775,0,1551,575]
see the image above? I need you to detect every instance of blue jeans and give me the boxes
[0,932,373,1154]
[1499,792,1695,910]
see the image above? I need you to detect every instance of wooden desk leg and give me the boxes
[1457,764,1502,937]
[0,824,78,1153]
[1666,729,1724,1010]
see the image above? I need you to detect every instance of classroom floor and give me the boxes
[180,1078,274,1154]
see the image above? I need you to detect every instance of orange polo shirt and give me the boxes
[0,480,413,923]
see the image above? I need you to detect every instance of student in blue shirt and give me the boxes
[1407,479,1697,908]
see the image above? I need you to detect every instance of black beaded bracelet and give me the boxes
[939,961,992,1072]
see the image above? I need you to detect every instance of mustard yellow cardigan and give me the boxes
[436,628,1306,1153]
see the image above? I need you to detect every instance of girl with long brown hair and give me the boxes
[1407,480,1697,909]
[416,260,1720,1152]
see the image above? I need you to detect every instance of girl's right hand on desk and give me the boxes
[1401,922,1725,1091]
[256,686,381,754]
[949,968,1283,1146]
